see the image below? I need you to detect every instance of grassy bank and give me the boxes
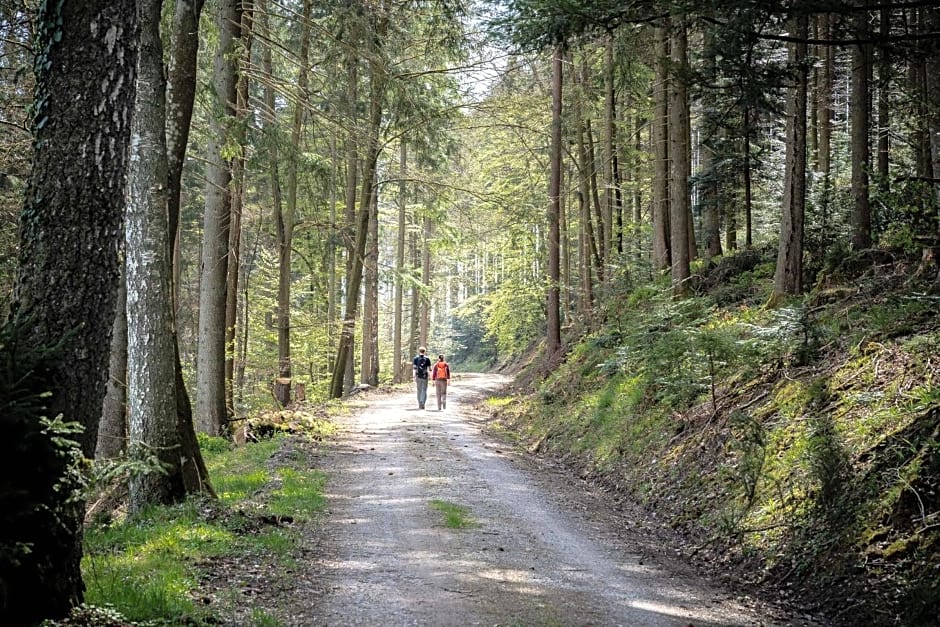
[60,421,332,627]
[491,250,939,626]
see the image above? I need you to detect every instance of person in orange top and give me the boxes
[431,353,451,411]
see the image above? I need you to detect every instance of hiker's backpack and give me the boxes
[415,356,430,378]
[434,362,448,379]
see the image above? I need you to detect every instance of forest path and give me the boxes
[283,373,794,626]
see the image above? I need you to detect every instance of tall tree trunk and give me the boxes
[393,142,407,382]
[818,14,834,178]
[327,135,339,369]
[196,0,241,434]
[701,27,722,263]
[910,8,931,181]
[669,21,691,297]
[126,0,186,512]
[4,1,137,621]
[420,214,432,345]
[602,36,615,265]
[547,43,563,358]
[877,7,891,188]
[578,52,605,279]
[275,0,312,404]
[409,225,420,356]
[743,108,754,249]
[97,267,128,459]
[339,45,359,394]
[259,0,284,403]
[585,116,605,279]
[362,189,380,385]
[772,13,809,301]
[331,45,387,399]
[561,159,571,317]
[166,0,206,309]
[165,0,212,492]
[925,7,940,212]
[226,3,253,417]
[818,13,834,241]
[851,3,873,251]
[633,111,644,261]
[573,48,600,313]
[652,24,671,272]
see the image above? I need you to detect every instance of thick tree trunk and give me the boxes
[851,3,873,251]
[4,1,138,621]
[126,0,186,512]
[652,25,671,272]
[669,21,691,297]
[196,0,241,434]
[772,14,809,301]
[546,43,563,357]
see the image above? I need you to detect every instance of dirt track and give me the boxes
[282,373,805,626]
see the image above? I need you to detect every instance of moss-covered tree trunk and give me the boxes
[3,1,138,622]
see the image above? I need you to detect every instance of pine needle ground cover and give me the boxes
[492,251,939,626]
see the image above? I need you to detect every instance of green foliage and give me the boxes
[483,280,545,359]
[743,304,818,367]
[872,178,939,250]
[449,294,497,367]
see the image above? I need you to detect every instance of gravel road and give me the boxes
[289,373,800,626]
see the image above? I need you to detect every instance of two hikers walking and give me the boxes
[412,347,451,410]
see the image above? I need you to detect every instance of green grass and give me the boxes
[269,467,327,518]
[429,499,476,529]
[79,434,328,625]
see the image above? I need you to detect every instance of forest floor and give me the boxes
[206,373,825,626]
